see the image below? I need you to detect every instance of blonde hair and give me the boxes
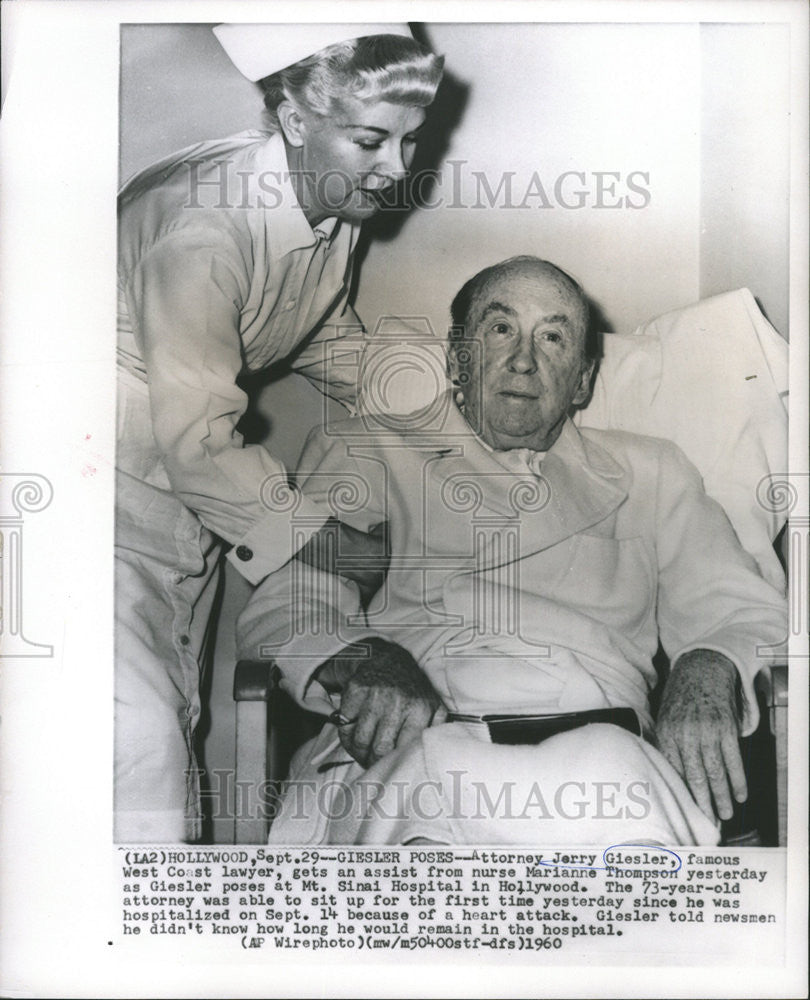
[260,34,444,131]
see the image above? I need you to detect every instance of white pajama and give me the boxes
[240,399,788,845]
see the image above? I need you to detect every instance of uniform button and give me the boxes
[283,300,295,311]
[236,545,253,562]
[179,635,190,646]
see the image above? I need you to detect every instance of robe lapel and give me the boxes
[411,397,629,563]
[524,418,629,552]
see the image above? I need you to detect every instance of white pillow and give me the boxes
[576,288,788,589]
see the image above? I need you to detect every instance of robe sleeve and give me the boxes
[653,441,787,735]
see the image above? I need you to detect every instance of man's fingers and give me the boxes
[336,721,358,760]
[367,696,433,763]
[335,716,365,763]
[681,747,715,820]
[721,729,748,804]
[349,707,380,766]
[339,674,378,730]
[340,723,376,768]
[398,716,427,750]
[393,699,437,756]
[659,722,743,822]
[335,685,373,764]
[369,703,405,762]
[656,726,686,780]
[335,690,437,767]
[338,686,406,766]
[700,739,733,821]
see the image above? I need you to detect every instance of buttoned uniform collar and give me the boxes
[400,389,628,553]
[251,131,351,257]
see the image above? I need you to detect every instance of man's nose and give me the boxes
[507,332,537,374]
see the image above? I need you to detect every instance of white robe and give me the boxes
[238,399,786,845]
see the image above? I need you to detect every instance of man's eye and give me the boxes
[355,140,382,151]
[542,331,562,343]
[491,322,512,335]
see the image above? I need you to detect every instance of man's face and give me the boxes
[286,96,426,225]
[452,263,594,452]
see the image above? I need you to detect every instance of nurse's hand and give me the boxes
[315,637,446,768]
[295,517,390,608]
[656,649,747,822]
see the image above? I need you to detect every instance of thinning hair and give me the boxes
[259,34,444,132]
[449,256,598,361]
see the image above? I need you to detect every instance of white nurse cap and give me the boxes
[213,23,414,82]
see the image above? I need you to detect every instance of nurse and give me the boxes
[115,24,444,841]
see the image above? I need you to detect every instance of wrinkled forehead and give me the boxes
[468,264,588,335]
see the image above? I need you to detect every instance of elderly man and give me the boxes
[238,256,786,845]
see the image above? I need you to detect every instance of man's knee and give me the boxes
[549,722,645,771]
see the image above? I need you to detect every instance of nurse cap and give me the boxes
[213,23,414,82]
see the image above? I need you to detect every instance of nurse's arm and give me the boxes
[296,519,390,609]
[291,300,366,413]
[126,232,329,583]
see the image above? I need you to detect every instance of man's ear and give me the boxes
[277,101,306,147]
[446,340,461,384]
[572,358,596,407]
[446,325,470,384]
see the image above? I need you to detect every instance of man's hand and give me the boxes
[656,649,746,822]
[295,517,389,608]
[315,637,446,768]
